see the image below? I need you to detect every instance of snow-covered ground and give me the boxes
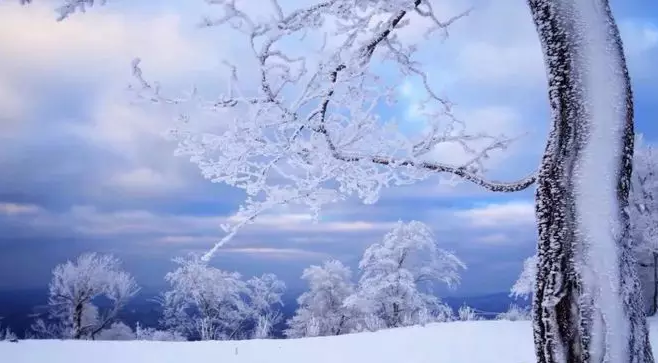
[3,318,658,363]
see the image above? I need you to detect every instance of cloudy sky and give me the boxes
[0,0,657,297]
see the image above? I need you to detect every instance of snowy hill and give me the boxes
[6,318,658,363]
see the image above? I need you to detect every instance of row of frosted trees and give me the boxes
[1,221,492,342]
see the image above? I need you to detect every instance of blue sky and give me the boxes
[0,0,656,297]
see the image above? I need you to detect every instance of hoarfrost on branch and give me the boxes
[125,0,535,259]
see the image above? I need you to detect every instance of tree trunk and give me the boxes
[529,1,653,362]
[653,252,658,316]
[73,302,84,340]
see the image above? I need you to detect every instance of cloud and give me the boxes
[218,247,328,261]
[621,20,658,55]
[454,201,536,228]
[0,82,26,135]
[453,41,544,87]
[427,106,526,168]
[619,19,658,82]
[0,201,394,248]
[0,1,231,204]
[399,0,544,89]
[107,167,183,195]
[0,2,211,81]
[0,202,43,216]
[474,233,516,245]
[0,197,536,255]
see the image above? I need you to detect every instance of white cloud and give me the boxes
[5,203,395,245]
[475,233,515,245]
[621,20,658,55]
[76,100,166,156]
[107,167,183,194]
[0,202,43,216]
[218,247,328,260]
[0,81,26,135]
[0,1,228,151]
[453,41,544,86]
[229,212,397,233]
[427,106,525,167]
[401,0,544,89]
[0,3,213,81]
[454,201,536,228]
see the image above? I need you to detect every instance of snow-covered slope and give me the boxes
[3,319,658,363]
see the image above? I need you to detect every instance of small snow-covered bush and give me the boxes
[1,326,17,341]
[496,304,531,321]
[96,322,135,341]
[457,305,481,321]
[95,322,187,341]
[135,323,186,341]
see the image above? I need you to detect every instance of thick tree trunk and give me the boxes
[653,252,658,316]
[529,1,653,362]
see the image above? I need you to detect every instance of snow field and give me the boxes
[2,320,535,363]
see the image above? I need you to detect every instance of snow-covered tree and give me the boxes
[33,253,139,340]
[245,273,286,339]
[161,256,250,340]
[29,0,652,361]
[162,256,286,340]
[510,255,537,301]
[285,260,356,338]
[347,221,463,329]
[515,139,658,311]
[527,1,652,361]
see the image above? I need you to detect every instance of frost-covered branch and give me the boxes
[20,0,105,20]
[23,0,536,260]
[126,0,535,259]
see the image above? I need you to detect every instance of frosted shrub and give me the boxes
[496,304,531,321]
[0,326,18,342]
[134,323,186,341]
[96,322,136,341]
[457,305,481,321]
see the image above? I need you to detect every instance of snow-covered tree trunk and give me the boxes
[529,1,652,362]
[646,252,658,316]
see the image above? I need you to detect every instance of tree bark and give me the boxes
[529,0,653,362]
[653,252,658,316]
[73,302,84,340]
